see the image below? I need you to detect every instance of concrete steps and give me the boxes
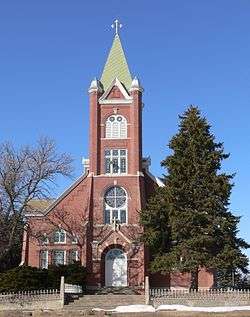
[65,294,145,310]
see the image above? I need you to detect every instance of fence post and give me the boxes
[145,276,150,305]
[60,276,65,308]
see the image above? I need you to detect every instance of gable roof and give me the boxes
[25,172,89,217]
[26,199,55,213]
[100,34,132,91]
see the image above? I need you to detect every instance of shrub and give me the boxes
[0,262,86,292]
[47,262,87,288]
[0,266,48,292]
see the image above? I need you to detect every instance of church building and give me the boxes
[21,21,213,290]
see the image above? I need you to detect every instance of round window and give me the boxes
[105,186,126,208]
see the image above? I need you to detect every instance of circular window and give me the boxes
[105,186,126,208]
[117,116,122,122]
[109,116,115,122]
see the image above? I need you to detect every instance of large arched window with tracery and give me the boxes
[105,115,127,139]
[104,186,127,224]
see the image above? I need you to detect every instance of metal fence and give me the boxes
[150,288,250,307]
[0,289,60,303]
[0,277,84,310]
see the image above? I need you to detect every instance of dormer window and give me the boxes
[53,229,66,244]
[105,115,127,139]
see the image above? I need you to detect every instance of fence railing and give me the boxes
[150,288,250,298]
[0,276,83,310]
[0,289,60,303]
[149,287,250,306]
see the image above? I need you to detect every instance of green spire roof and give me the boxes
[101,34,132,91]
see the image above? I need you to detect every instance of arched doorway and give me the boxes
[105,248,127,287]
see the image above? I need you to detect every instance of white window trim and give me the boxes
[104,149,127,175]
[54,229,66,244]
[69,250,79,262]
[40,250,49,269]
[104,187,128,225]
[52,249,67,265]
[105,115,127,139]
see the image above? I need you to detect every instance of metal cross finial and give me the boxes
[111,19,122,35]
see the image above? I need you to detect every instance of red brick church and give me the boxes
[21,21,213,290]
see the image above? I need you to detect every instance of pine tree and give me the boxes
[141,106,249,290]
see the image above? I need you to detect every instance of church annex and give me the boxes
[21,21,213,290]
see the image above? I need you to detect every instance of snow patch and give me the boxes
[93,305,155,313]
[157,305,250,312]
[93,304,250,313]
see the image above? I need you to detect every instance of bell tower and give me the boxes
[88,22,143,177]
[86,20,146,288]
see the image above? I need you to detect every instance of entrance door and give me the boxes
[105,248,127,287]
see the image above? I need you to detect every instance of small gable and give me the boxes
[99,78,132,104]
[106,85,125,100]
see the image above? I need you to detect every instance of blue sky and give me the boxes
[1,1,250,257]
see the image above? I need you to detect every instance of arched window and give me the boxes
[105,115,127,139]
[53,229,66,244]
[106,249,126,260]
[104,186,127,224]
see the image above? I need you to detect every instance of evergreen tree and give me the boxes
[141,106,249,290]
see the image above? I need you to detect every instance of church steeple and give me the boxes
[100,21,132,91]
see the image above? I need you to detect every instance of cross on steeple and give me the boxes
[111,19,122,35]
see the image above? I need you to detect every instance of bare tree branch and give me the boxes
[0,137,73,270]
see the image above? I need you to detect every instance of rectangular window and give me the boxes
[105,210,111,224]
[104,149,127,174]
[40,250,48,269]
[112,210,118,220]
[68,250,79,264]
[112,158,119,173]
[105,157,111,173]
[120,158,126,173]
[120,210,127,224]
[105,209,127,225]
[52,250,65,265]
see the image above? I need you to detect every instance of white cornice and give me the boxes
[92,174,142,178]
[99,77,132,104]
[25,213,44,217]
[99,99,132,105]
[145,170,165,187]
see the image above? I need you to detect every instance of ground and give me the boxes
[1,310,250,317]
